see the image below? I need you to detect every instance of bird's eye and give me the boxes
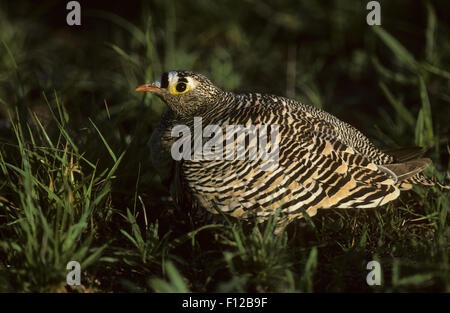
[169,81,190,95]
[176,82,187,92]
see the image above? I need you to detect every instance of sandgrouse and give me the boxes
[137,70,447,232]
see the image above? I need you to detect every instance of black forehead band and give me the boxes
[160,72,169,88]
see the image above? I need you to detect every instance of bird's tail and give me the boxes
[377,157,449,191]
[381,147,449,191]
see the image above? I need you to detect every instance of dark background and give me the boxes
[0,0,449,292]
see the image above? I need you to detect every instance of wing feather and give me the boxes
[181,111,400,219]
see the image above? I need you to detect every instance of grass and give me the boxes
[0,0,449,292]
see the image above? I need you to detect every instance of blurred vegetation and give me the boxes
[0,0,449,292]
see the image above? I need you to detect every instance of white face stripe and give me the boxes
[168,71,178,87]
[186,76,200,90]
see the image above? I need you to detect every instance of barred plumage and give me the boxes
[137,70,447,232]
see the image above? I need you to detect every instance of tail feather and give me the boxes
[376,157,448,191]
[384,146,427,162]
[377,158,432,184]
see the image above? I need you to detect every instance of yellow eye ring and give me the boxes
[169,82,190,95]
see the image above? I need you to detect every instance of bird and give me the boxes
[136,70,448,233]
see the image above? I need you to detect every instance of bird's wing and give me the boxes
[181,107,401,219]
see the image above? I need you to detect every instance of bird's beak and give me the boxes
[135,83,162,95]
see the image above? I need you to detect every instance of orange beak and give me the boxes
[135,83,162,94]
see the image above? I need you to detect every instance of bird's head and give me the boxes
[136,70,224,117]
